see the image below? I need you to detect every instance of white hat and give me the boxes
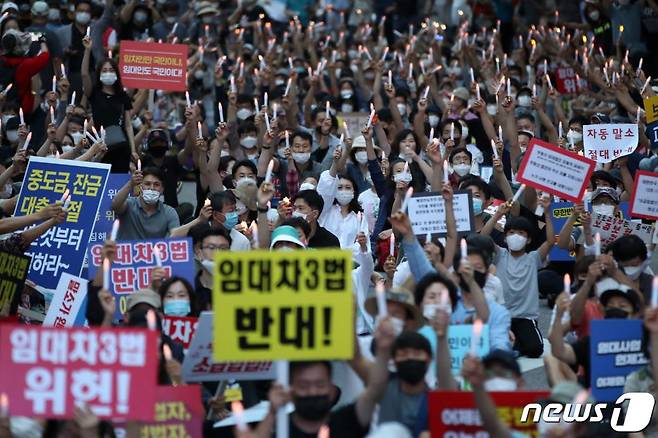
[1,2,18,14]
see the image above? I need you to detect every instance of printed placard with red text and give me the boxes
[118,41,188,91]
[138,385,204,438]
[162,315,198,350]
[0,325,159,420]
[629,170,658,220]
[517,138,595,202]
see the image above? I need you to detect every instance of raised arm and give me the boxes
[111,171,141,216]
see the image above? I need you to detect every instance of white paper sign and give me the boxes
[182,312,277,382]
[583,123,639,163]
[408,191,473,236]
[591,213,653,248]
[42,273,87,327]
[629,171,658,220]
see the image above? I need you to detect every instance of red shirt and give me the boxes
[1,52,50,116]
[571,299,603,338]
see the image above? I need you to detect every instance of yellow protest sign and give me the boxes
[212,249,353,361]
[644,96,658,124]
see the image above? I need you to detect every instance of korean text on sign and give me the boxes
[89,173,131,246]
[590,319,647,401]
[555,66,580,94]
[42,273,88,328]
[644,96,658,124]
[629,171,658,220]
[408,191,473,237]
[182,312,277,383]
[428,391,548,437]
[137,386,204,438]
[118,41,188,91]
[212,250,354,361]
[87,238,194,319]
[0,250,30,313]
[583,123,639,163]
[591,212,653,248]
[14,157,110,289]
[516,138,595,202]
[447,324,490,376]
[162,315,198,350]
[0,325,158,420]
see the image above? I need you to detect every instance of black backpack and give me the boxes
[0,57,18,103]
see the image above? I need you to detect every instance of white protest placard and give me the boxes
[629,170,658,220]
[583,124,639,163]
[42,273,87,327]
[338,112,370,137]
[517,138,595,203]
[591,213,653,248]
[182,312,277,382]
[408,191,474,236]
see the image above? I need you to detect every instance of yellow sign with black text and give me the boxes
[212,250,354,361]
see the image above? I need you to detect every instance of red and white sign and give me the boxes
[629,170,658,220]
[592,212,654,248]
[118,41,188,91]
[517,138,595,202]
[0,325,159,420]
[162,315,198,350]
[429,391,548,437]
[583,124,639,163]
[137,386,204,438]
[42,273,87,328]
[555,66,581,94]
[182,312,277,383]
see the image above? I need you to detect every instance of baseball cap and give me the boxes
[453,87,469,102]
[591,112,611,124]
[482,349,521,376]
[1,2,18,14]
[126,288,161,311]
[270,225,305,249]
[599,288,641,313]
[364,287,422,326]
[30,1,48,16]
[147,129,169,147]
[590,186,620,205]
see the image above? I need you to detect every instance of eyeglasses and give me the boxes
[202,244,229,251]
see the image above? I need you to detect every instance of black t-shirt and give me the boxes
[194,271,212,312]
[308,226,340,248]
[90,88,133,129]
[572,336,591,388]
[289,403,369,438]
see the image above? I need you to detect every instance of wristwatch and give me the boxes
[257,202,269,213]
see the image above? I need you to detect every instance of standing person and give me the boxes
[81,33,137,173]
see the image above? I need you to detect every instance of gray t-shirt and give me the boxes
[377,377,425,432]
[117,197,180,240]
[494,247,544,319]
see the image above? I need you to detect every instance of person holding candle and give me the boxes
[190,224,232,310]
[291,189,340,248]
[139,129,185,209]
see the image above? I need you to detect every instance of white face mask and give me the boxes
[390,317,404,336]
[0,183,12,199]
[484,377,518,391]
[461,125,469,139]
[452,163,471,176]
[299,182,316,191]
[589,10,600,20]
[623,261,649,281]
[141,189,160,204]
[292,152,311,164]
[100,72,117,86]
[194,70,204,80]
[71,131,83,145]
[592,204,615,217]
[517,95,532,107]
[236,200,247,216]
[335,190,354,205]
[292,210,307,220]
[165,16,176,24]
[236,177,256,188]
[486,104,498,116]
[201,259,215,272]
[355,151,368,164]
[340,89,353,99]
[76,11,91,25]
[423,304,438,320]
[396,103,407,116]
[428,115,440,127]
[240,136,257,148]
[6,130,19,143]
[506,234,527,251]
[133,10,148,23]
[567,129,583,144]
[236,108,253,120]
[341,103,354,113]
[62,145,74,153]
[393,172,412,183]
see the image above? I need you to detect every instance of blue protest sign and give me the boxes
[447,324,490,376]
[590,319,647,401]
[87,238,195,318]
[14,157,110,289]
[88,173,131,245]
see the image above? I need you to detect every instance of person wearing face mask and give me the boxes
[550,286,641,389]
[254,320,394,438]
[482,211,555,358]
[448,147,474,182]
[26,1,63,87]
[189,224,232,310]
[157,276,198,317]
[140,129,185,209]
[237,123,259,161]
[204,190,251,251]
[152,0,187,40]
[111,167,180,240]
[82,37,137,172]
[516,89,533,109]
[337,78,359,113]
[589,186,620,218]
[117,3,155,40]
[345,136,378,195]
[281,130,323,187]
[55,0,113,95]
[609,235,654,302]
[590,170,627,201]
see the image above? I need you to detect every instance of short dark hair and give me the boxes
[449,146,472,163]
[142,166,165,184]
[458,176,492,200]
[517,113,534,124]
[282,217,311,237]
[392,331,432,357]
[210,191,237,212]
[610,235,648,262]
[452,245,490,272]
[295,189,324,214]
[198,225,232,247]
[290,361,332,381]
[237,122,257,136]
[569,115,588,128]
[414,272,458,310]
[232,159,257,178]
[504,216,533,236]
[466,234,496,267]
[291,130,313,145]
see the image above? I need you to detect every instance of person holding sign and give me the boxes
[111,166,180,240]
[481,196,555,358]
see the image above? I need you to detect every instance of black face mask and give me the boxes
[293,395,332,421]
[150,147,166,158]
[396,359,428,384]
[604,307,629,319]
[459,271,487,293]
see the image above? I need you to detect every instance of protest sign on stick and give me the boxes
[408,191,473,237]
[583,124,639,163]
[119,41,188,91]
[629,170,658,220]
[42,273,87,327]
